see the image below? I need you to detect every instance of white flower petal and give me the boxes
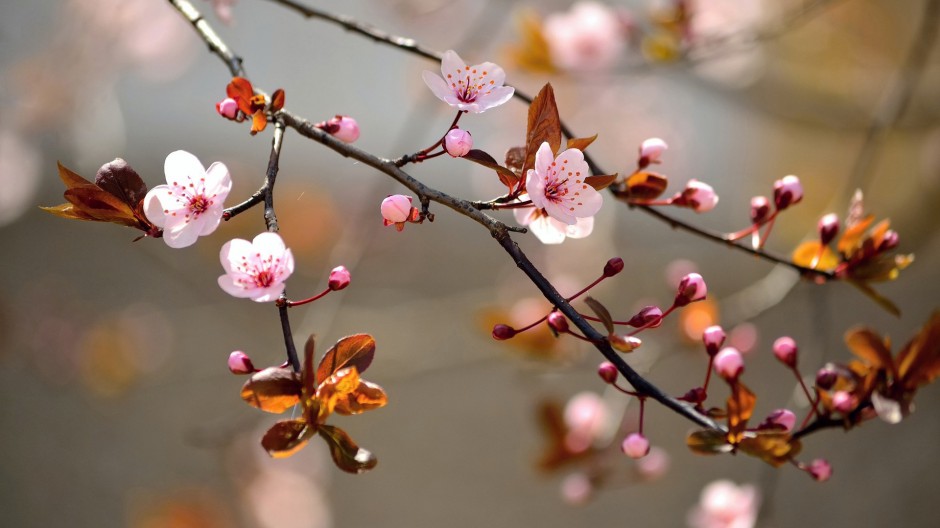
[440,50,466,77]
[143,185,171,228]
[534,141,555,177]
[162,217,201,248]
[565,216,594,239]
[220,238,253,274]
[204,161,233,197]
[164,150,206,184]
[422,70,456,105]
[529,214,567,244]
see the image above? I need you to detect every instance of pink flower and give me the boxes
[325,115,360,143]
[381,194,419,231]
[563,391,610,453]
[444,128,473,157]
[621,432,650,459]
[525,142,602,225]
[702,325,726,356]
[674,272,707,307]
[807,458,832,482]
[328,265,351,291]
[543,1,625,72]
[760,409,796,432]
[772,336,798,368]
[216,97,239,119]
[513,204,594,244]
[228,350,256,375]
[687,480,760,528]
[773,175,803,210]
[144,150,232,248]
[422,50,515,113]
[639,137,668,167]
[832,390,858,414]
[675,180,719,213]
[714,347,744,380]
[560,472,593,505]
[218,232,295,302]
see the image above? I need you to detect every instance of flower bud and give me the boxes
[597,361,618,384]
[328,265,351,291]
[673,272,707,307]
[547,311,569,333]
[818,213,840,246]
[832,390,858,414]
[444,128,473,157]
[381,194,413,224]
[609,334,642,353]
[807,458,832,482]
[216,97,239,120]
[760,408,796,432]
[603,257,625,277]
[815,365,838,390]
[675,179,719,213]
[878,230,899,252]
[492,324,517,340]
[750,196,770,224]
[228,351,256,375]
[638,137,667,168]
[560,473,593,505]
[702,325,726,356]
[326,115,360,143]
[621,433,650,459]
[628,305,663,328]
[635,446,670,480]
[772,336,798,368]
[773,175,803,210]
[714,347,744,380]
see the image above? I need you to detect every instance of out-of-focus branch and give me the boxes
[168,0,245,77]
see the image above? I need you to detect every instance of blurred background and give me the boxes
[1,0,939,526]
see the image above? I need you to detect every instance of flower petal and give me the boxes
[164,150,206,184]
[422,70,457,105]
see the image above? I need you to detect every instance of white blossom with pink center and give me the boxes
[144,150,232,248]
[422,50,515,113]
[543,1,625,72]
[525,142,602,226]
[514,204,594,244]
[218,232,295,302]
[687,480,760,528]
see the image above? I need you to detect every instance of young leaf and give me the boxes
[791,241,839,271]
[738,432,801,467]
[464,149,520,191]
[686,429,733,455]
[505,146,526,175]
[316,334,376,385]
[726,381,756,445]
[897,311,940,388]
[625,171,669,200]
[522,83,562,177]
[845,327,896,376]
[240,367,302,413]
[318,424,378,474]
[261,419,313,458]
[270,88,285,112]
[332,380,388,415]
[584,174,618,192]
[302,334,317,399]
[848,279,901,317]
[94,158,148,212]
[584,296,614,334]
[566,134,597,151]
[227,77,255,114]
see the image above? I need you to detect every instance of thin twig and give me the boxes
[168,0,245,77]
[263,120,286,232]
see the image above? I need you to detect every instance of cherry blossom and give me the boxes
[674,180,719,213]
[422,50,515,113]
[621,433,650,459]
[525,142,602,226]
[772,336,798,367]
[714,347,744,380]
[144,150,232,248]
[543,1,625,72]
[218,232,295,302]
[687,480,760,528]
[513,204,594,244]
[444,128,473,157]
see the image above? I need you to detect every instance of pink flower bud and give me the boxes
[815,365,838,390]
[750,196,770,224]
[675,179,719,213]
[547,311,569,333]
[772,336,798,368]
[328,265,351,291]
[878,230,899,252]
[621,433,650,459]
[832,390,858,414]
[228,351,256,375]
[327,115,360,143]
[603,257,625,277]
[597,361,618,384]
[216,97,239,120]
[635,446,670,480]
[773,175,803,210]
[808,458,832,482]
[560,473,593,505]
[818,213,840,246]
[381,194,413,224]
[628,305,663,328]
[714,347,744,380]
[760,409,797,432]
[673,272,707,307]
[638,137,667,168]
[444,128,473,157]
[492,324,517,340]
[702,325,726,356]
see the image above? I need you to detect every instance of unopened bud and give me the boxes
[714,347,744,380]
[673,272,707,307]
[815,364,838,390]
[832,390,858,414]
[609,334,642,353]
[760,408,797,432]
[878,230,899,252]
[807,458,832,482]
[547,311,569,333]
[228,351,256,375]
[381,194,413,224]
[492,324,517,340]
[621,432,650,459]
[674,179,719,213]
[328,265,351,291]
[773,175,804,210]
[750,196,771,224]
[638,137,667,168]
[444,128,473,157]
[603,257,625,277]
[325,115,360,143]
[772,336,798,368]
[702,325,726,356]
[597,362,618,384]
[628,305,663,328]
[818,213,840,245]
[216,97,239,120]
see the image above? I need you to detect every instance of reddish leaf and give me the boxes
[333,380,388,415]
[897,311,940,389]
[791,241,839,271]
[625,171,669,200]
[270,89,285,112]
[317,424,378,474]
[584,174,618,192]
[838,214,874,255]
[738,432,800,467]
[522,83,562,177]
[316,367,361,420]
[261,419,313,458]
[316,334,376,385]
[226,77,255,114]
[64,185,139,226]
[584,296,614,334]
[726,381,756,445]
[566,134,597,152]
[57,161,92,188]
[845,327,896,376]
[39,202,98,222]
[464,149,520,191]
[505,146,526,175]
[686,429,733,455]
[240,367,302,413]
[94,158,148,211]
[250,111,268,135]
[302,334,317,400]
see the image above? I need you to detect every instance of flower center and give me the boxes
[189,194,210,215]
[254,269,274,288]
[544,178,569,203]
[457,76,477,103]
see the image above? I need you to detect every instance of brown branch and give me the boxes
[168,0,245,77]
